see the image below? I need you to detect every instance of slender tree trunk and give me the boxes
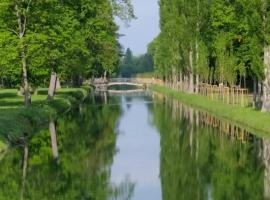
[253,78,258,108]
[48,72,57,101]
[189,47,194,94]
[103,70,107,82]
[195,36,199,94]
[49,121,59,160]
[16,3,31,106]
[172,68,177,89]
[195,75,199,94]
[262,47,270,112]
[21,49,31,106]
[179,72,183,91]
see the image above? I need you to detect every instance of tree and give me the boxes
[152,0,270,111]
[0,0,135,103]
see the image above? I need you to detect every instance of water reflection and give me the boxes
[0,91,270,200]
[110,93,161,200]
[0,94,135,200]
[263,139,270,199]
[151,93,265,200]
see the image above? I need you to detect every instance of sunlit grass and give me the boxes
[151,85,270,138]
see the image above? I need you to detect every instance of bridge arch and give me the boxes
[107,82,144,87]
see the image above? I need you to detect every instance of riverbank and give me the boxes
[151,85,270,137]
[0,88,89,148]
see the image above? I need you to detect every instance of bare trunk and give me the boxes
[21,50,31,106]
[15,4,31,106]
[103,71,107,82]
[253,78,257,108]
[179,72,183,91]
[172,68,177,89]
[262,46,270,112]
[48,72,57,101]
[195,37,199,94]
[49,121,59,160]
[189,47,194,94]
[195,74,199,94]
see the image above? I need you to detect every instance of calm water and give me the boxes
[0,90,269,200]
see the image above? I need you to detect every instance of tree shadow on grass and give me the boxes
[0,100,24,108]
[0,92,19,100]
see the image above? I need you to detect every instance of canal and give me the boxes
[0,90,269,200]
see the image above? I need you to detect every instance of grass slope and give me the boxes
[0,88,89,145]
[151,85,270,138]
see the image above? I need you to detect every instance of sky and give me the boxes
[116,0,160,55]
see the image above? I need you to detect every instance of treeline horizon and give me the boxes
[116,48,154,78]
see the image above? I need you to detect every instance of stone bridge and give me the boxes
[92,78,151,91]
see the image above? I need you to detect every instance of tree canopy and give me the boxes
[151,0,268,88]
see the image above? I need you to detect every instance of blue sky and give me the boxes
[116,0,160,55]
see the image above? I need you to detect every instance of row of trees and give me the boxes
[0,0,134,106]
[149,0,270,111]
[117,48,154,77]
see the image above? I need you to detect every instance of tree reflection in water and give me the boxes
[0,94,135,200]
[150,93,266,200]
[1,91,270,200]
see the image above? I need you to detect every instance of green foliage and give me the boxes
[152,0,270,86]
[0,0,135,88]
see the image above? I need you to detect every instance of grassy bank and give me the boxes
[151,85,270,138]
[0,88,89,146]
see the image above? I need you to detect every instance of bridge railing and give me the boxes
[108,78,163,85]
[89,77,165,86]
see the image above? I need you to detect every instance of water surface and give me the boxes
[0,90,268,200]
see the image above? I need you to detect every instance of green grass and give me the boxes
[0,88,89,145]
[151,85,270,138]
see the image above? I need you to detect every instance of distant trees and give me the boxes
[0,0,134,105]
[117,48,154,77]
[151,0,270,111]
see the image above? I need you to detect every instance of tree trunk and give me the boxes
[195,74,199,94]
[21,49,31,106]
[253,78,257,108]
[15,4,31,106]
[179,72,183,91]
[195,37,199,94]
[103,70,107,82]
[189,48,194,94]
[49,121,59,160]
[48,72,57,101]
[262,46,270,112]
